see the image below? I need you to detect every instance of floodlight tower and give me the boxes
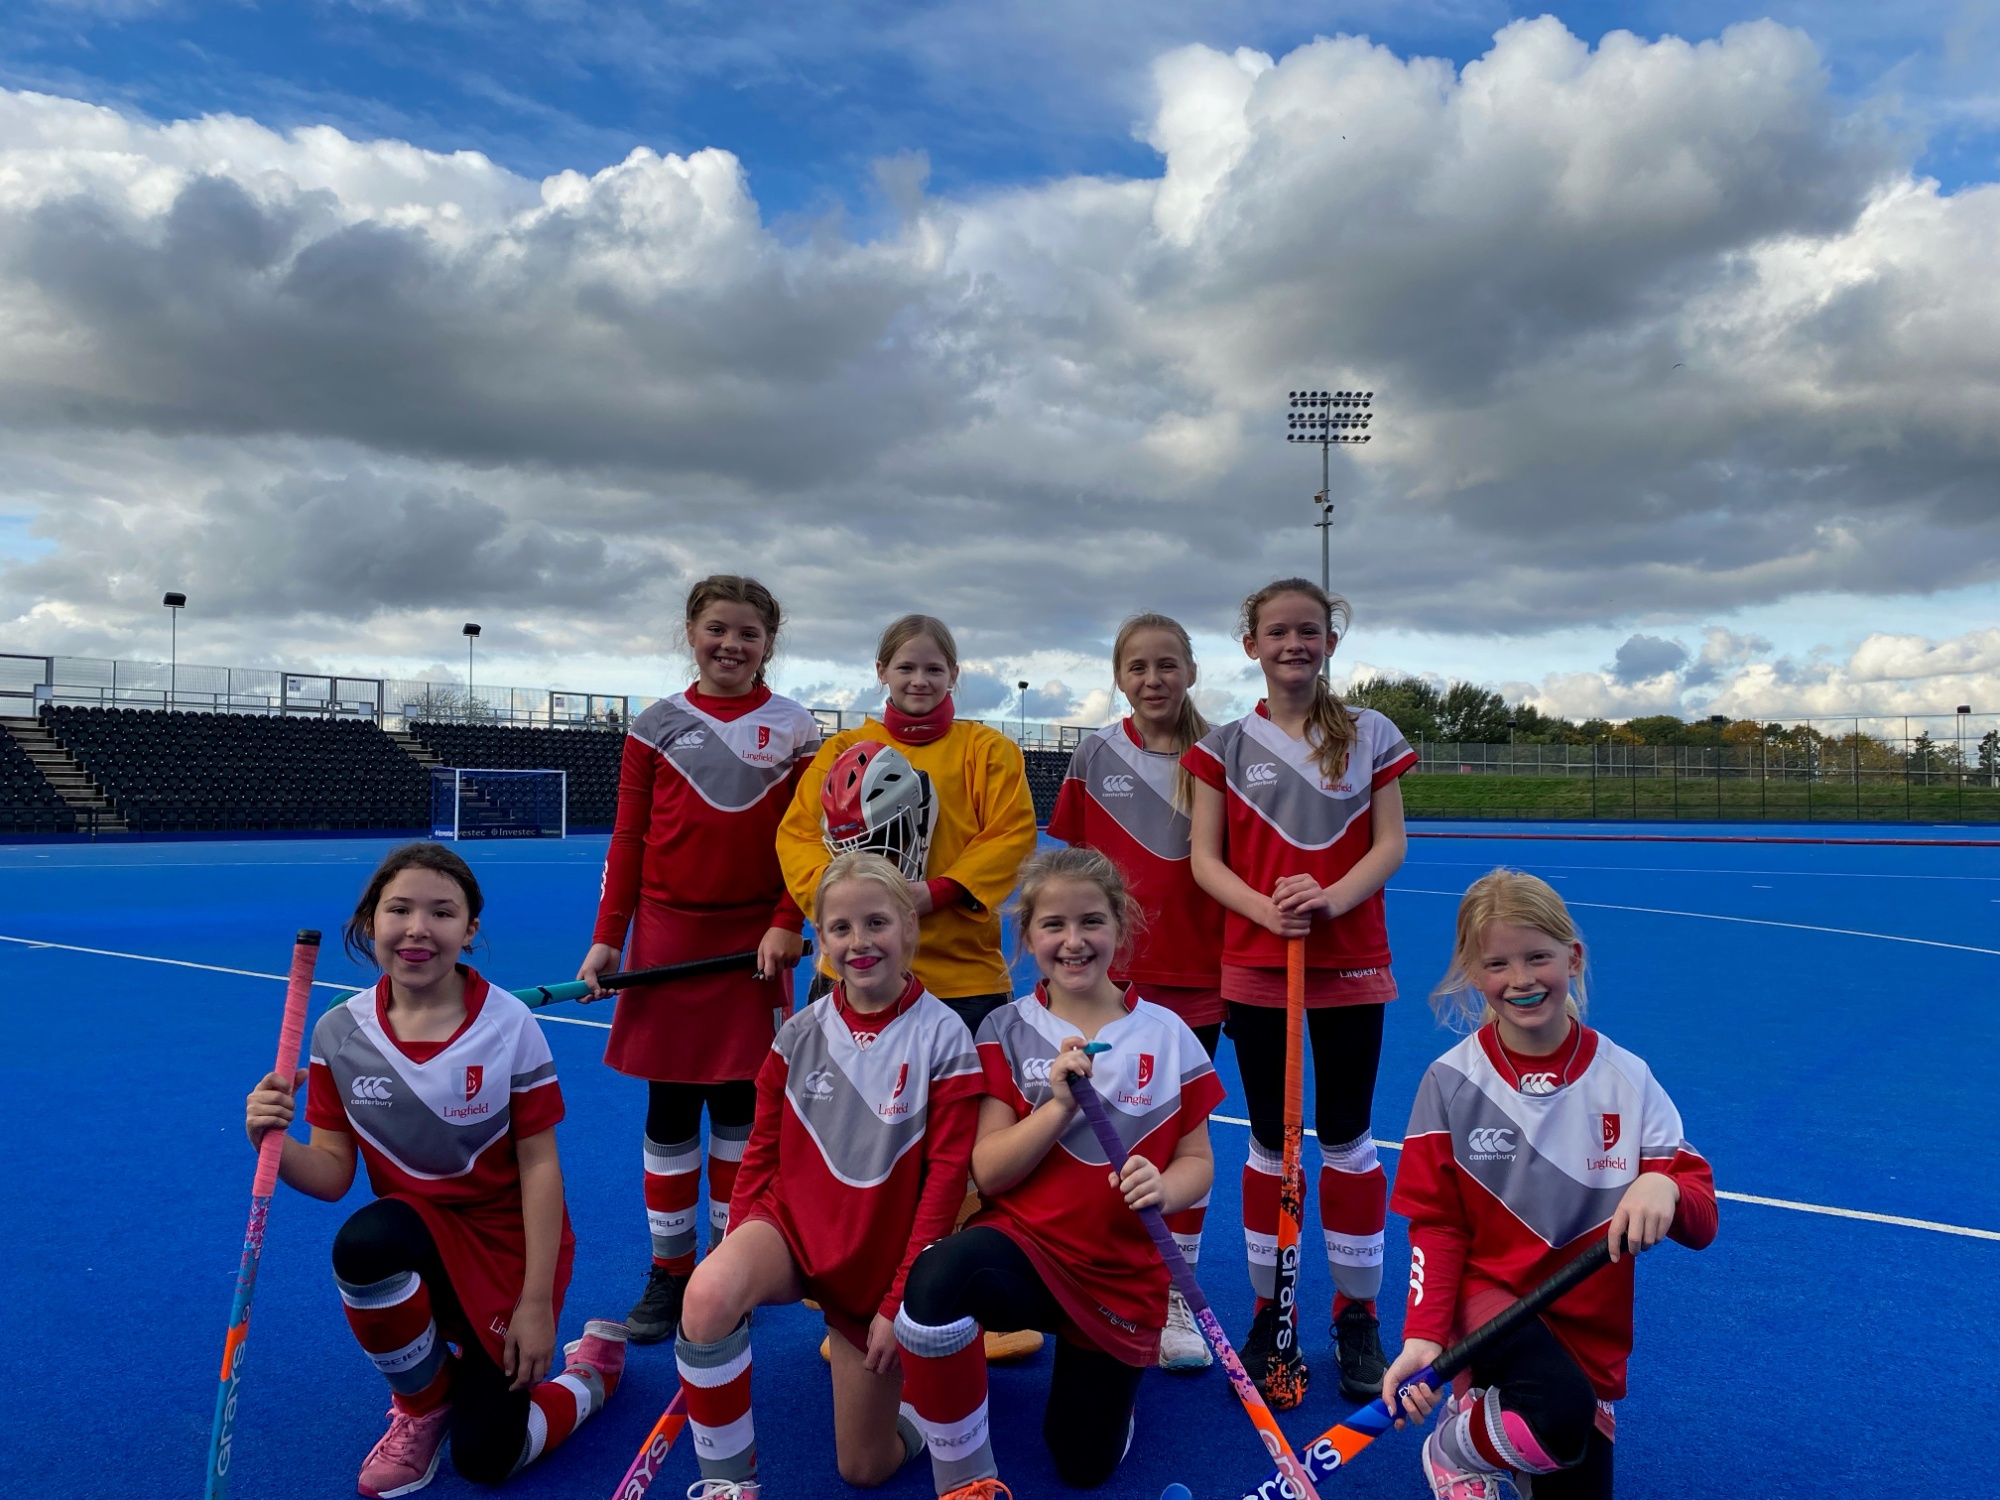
[163,591,187,711]
[1285,389,1374,599]
[463,623,482,697]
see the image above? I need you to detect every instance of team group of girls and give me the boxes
[242,573,1716,1500]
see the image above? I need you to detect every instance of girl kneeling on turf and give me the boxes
[674,852,983,1498]
[896,848,1224,1498]
[242,843,622,1498]
[1383,869,1718,1500]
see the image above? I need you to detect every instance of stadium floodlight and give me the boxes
[463,623,482,699]
[163,591,187,711]
[1285,389,1375,677]
[1018,680,1030,742]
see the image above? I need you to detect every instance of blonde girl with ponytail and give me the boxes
[1183,577,1418,1405]
[1046,612,1226,1372]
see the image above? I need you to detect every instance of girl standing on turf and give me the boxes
[1046,611,1224,1373]
[673,853,983,1498]
[1185,577,1416,1402]
[575,575,821,1344]
[243,842,624,1498]
[895,847,1223,1499]
[1383,869,1717,1500]
[777,613,1038,1041]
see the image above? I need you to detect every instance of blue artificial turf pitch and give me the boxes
[3,824,1995,1498]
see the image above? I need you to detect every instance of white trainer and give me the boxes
[1158,1288,1212,1371]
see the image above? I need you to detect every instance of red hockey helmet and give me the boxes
[820,740,937,881]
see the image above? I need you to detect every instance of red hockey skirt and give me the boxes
[603,896,793,1084]
[397,1191,576,1368]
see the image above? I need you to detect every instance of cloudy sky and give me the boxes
[1,0,1996,726]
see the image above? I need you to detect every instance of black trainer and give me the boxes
[1333,1300,1389,1402]
[1241,1302,1310,1408]
[626,1263,689,1345]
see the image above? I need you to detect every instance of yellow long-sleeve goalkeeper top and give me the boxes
[777,718,1040,1000]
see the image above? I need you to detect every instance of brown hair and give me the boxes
[1014,846,1145,967]
[1430,868,1589,1032]
[686,575,783,687]
[813,850,922,941]
[1113,612,1210,811]
[876,614,959,676]
[342,842,485,967]
[1241,577,1358,785]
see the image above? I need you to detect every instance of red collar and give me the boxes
[883,696,955,745]
[375,966,488,1062]
[687,682,771,720]
[1480,1020,1596,1093]
[835,973,924,1035]
[1034,978,1138,1014]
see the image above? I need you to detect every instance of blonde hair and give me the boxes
[1430,868,1589,1032]
[1241,578,1357,785]
[1113,612,1211,811]
[876,614,959,676]
[813,850,922,940]
[685,575,783,687]
[1014,846,1145,967]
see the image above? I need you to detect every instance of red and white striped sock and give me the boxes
[516,1321,626,1473]
[1319,1131,1386,1306]
[1164,1190,1210,1268]
[706,1124,750,1249]
[1243,1136,1283,1304]
[894,1308,995,1496]
[336,1269,452,1413]
[644,1132,701,1276]
[677,1317,756,1488]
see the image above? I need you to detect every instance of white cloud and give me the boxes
[0,18,1996,717]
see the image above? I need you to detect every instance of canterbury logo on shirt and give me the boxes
[1100,773,1135,795]
[350,1076,394,1105]
[1519,1072,1558,1095]
[1467,1127,1516,1158]
[1245,761,1278,786]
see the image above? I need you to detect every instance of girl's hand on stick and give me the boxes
[1380,1339,1445,1427]
[1045,1036,1093,1111]
[753,925,803,982]
[1256,895,1312,938]
[1112,1156,1165,1212]
[504,1297,557,1391]
[245,1068,306,1150]
[575,944,620,1001]
[1607,1173,1680,1261]
[1272,873,1337,919]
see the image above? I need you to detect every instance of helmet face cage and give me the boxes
[820,741,938,882]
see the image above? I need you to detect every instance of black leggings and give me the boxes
[1467,1313,1613,1500]
[331,1198,529,1486]
[903,1227,1142,1489]
[1192,1021,1221,1060]
[1225,1002,1384,1152]
[645,1079,756,1143]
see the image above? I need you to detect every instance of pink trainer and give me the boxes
[358,1402,452,1498]
[564,1317,629,1399]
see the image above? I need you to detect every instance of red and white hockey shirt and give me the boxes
[731,978,983,1323]
[971,988,1226,1366]
[306,969,574,1362]
[1047,720,1222,989]
[1390,1023,1718,1400]
[593,685,820,947]
[1182,704,1416,973]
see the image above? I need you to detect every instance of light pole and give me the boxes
[1287,389,1373,678]
[1017,680,1030,744]
[1958,704,1971,808]
[163,591,186,711]
[463,623,482,705]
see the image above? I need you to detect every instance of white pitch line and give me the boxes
[1209,1115,1998,1242]
[1390,888,2000,958]
[0,931,616,1027]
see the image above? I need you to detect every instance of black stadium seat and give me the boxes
[1022,749,1068,824]
[0,732,78,834]
[43,705,429,834]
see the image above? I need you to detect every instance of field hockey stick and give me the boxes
[1265,935,1310,1408]
[608,1386,690,1500]
[1235,1239,1616,1499]
[205,928,321,1499]
[1074,1042,1324,1500]
[517,942,815,1009]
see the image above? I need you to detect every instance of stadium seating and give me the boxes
[0,731,78,834]
[407,722,623,829]
[44,706,428,833]
[1023,748,1067,825]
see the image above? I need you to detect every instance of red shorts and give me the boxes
[1129,983,1226,1029]
[1221,962,1398,1010]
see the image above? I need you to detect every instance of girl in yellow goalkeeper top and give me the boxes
[778,614,1039,1040]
